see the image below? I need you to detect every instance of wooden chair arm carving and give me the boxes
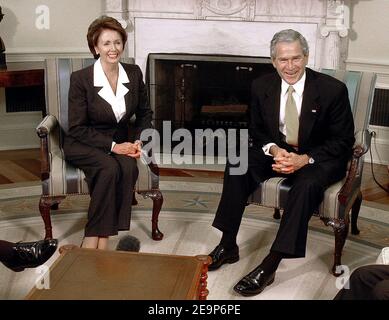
[338,129,374,208]
[353,129,373,158]
[36,115,59,181]
[36,115,58,137]
[337,153,362,209]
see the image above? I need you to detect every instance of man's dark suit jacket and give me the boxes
[63,63,152,156]
[249,67,355,177]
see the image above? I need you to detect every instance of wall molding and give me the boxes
[194,0,256,21]
[0,127,39,150]
[345,59,389,164]
[6,48,90,62]
[346,58,389,68]
[107,0,350,69]
[0,145,39,151]
[368,125,389,165]
[346,58,389,89]
[367,125,389,165]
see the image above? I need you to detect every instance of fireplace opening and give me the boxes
[147,53,275,154]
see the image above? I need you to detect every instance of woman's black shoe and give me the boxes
[3,239,58,272]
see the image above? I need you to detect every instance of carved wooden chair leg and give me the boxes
[39,196,66,239]
[139,190,164,241]
[150,190,164,241]
[351,191,362,235]
[273,208,281,219]
[320,217,349,276]
[332,219,349,276]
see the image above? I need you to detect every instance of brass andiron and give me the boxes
[0,6,6,70]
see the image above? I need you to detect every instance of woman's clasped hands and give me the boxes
[112,141,142,158]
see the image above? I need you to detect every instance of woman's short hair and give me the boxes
[87,15,127,59]
[270,29,309,59]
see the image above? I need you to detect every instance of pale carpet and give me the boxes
[0,181,387,300]
[0,211,382,300]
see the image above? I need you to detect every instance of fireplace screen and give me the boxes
[146,53,274,152]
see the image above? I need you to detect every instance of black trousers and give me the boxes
[212,146,345,258]
[66,147,138,237]
[334,265,389,300]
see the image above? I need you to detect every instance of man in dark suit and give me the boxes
[208,29,355,297]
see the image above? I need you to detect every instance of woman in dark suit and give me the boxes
[63,16,152,250]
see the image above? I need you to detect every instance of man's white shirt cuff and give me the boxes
[262,143,276,156]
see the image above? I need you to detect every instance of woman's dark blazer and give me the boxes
[63,63,152,156]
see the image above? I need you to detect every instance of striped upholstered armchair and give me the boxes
[248,69,377,276]
[36,58,163,241]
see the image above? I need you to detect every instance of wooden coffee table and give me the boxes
[26,245,211,300]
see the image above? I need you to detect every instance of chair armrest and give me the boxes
[136,151,160,191]
[141,149,160,176]
[36,115,58,137]
[353,129,373,158]
[337,155,361,208]
[36,115,59,181]
[336,131,373,210]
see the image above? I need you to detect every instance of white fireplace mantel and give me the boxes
[104,0,351,72]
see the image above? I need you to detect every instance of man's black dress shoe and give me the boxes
[3,239,58,272]
[233,266,275,296]
[208,244,239,271]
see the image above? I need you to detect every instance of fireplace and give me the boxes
[147,53,274,137]
[105,0,353,158]
[105,0,351,72]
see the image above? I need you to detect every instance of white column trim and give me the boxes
[368,125,389,165]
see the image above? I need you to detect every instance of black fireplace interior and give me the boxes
[146,53,275,152]
[146,53,389,155]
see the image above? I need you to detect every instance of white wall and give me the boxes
[346,0,389,88]
[1,0,103,56]
[1,0,389,159]
[0,0,102,150]
[348,0,389,64]
[1,0,388,75]
[346,0,389,165]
